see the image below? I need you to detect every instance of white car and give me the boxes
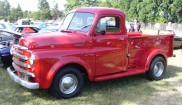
[0,22,15,31]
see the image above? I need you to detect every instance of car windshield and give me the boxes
[60,12,94,32]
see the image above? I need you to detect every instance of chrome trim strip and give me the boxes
[7,67,39,89]
[12,51,28,60]
[13,57,31,68]
[14,45,28,50]
[12,63,35,77]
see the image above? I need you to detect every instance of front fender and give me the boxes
[42,56,94,88]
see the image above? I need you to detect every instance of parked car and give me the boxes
[7,7,174,99]
[14,25,40,33]
[0,22,15,31]
[0,25,40,43]
[0,47,12,65]
[0,26,40,65]
[174,35,182,49]
[34,22,49,29]
[38,27,60,33]
[0,31,15,43]
[0,30,21,65]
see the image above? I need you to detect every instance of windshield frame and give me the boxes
[60,12,95,33]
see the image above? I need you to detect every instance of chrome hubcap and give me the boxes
[59,74,78,94]
[154,62,164,77]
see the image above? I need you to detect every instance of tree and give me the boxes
[3,0,10,21]
[64,0,100,13]
[171,0,182,23]
[51,3,63,20]
[37,0,52,20]
[0,1,4,20]
[8,4,23,22]
[38,0,50,10]
[16,4,23,19]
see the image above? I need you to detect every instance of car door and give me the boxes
[0,32,14,42]
[94,15,128,76]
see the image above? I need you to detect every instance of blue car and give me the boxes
[0,26,40,65]
[0,46,12,65]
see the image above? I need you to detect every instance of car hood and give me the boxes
[174,36,182,41]
[19,32,87,50]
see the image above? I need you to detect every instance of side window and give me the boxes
[0,23,6,29]
[96,16,120,33]
[23,27,35,33]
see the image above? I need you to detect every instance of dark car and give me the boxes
[0,25,40,43]
[14,25,40,33]
[0,46,12,65]
[0,26,40,65]
[0,31,15,43]
[174,35,182,49]
[0,30,20,65]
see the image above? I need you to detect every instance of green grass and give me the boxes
[0,50,182,105]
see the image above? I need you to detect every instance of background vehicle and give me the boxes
[7,7,174,99]
[174,35,182,49]
[0,26,40,65]
[14,25,40,33]
[38,27,59,33]
[0,22,15,31]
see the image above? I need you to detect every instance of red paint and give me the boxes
[12,7,174,89]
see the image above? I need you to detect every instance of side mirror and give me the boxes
[100,29,106,35]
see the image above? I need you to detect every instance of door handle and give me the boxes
[119,38,124,41]
[107,42,112,45]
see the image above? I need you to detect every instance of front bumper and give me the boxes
[7,67,39,89]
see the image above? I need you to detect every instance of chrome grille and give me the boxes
[14,45,28,50]
[13,57,31,68]
[12,51,28,60]
[12,63,35,77]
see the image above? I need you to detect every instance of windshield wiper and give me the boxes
[60,29,73,33]
[79,25,91,30]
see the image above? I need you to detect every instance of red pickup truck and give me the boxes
[7,7,174,98]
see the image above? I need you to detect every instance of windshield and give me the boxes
[60,12,94,32]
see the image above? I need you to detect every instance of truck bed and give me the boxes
[127,32,174,68]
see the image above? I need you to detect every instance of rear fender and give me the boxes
[141,49,167,71]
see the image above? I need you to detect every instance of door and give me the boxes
[94,16,128,76]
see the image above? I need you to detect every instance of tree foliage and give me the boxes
[64,0,182,23]
[0,0,181,23]
[51,3,63,20]
[37,0,52,20]
[64,0,100,13]
[0,0,64,22]
[0,0,10,21]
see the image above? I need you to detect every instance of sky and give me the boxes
[5,0,67,11]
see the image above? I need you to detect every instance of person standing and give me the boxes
[134,18,141,32]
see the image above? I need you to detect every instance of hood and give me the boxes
[19,32,87,50]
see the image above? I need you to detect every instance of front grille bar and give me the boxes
[13,57,31,68]
[14,45,28,50]
[12,63,35,77]
[12,51,28,61]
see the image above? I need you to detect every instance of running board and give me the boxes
[94,68,146,81]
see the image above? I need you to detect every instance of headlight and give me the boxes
[10,47,13,55]
[30,54,35,66]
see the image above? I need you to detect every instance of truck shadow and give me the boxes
[26,65,182,104]
[1,65,181,105]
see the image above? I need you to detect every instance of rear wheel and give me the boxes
[146,56,166,80]
[51,67,84,99]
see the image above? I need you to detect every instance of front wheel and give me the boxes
[146,56,166,80]
[51,67,84,99]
